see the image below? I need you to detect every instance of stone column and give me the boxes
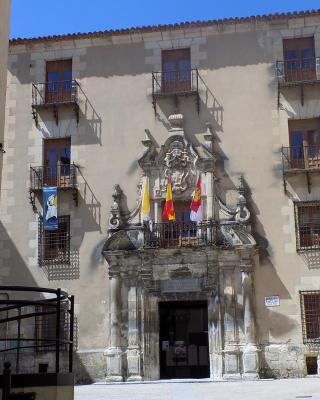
[222,269,241,379]
[208,287,223,380]
[127,285,142,381]
[105,275,123,382]
[241,266,259,379]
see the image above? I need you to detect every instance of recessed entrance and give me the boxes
[159,300,209,379]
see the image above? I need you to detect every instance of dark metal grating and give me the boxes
[143,220,237,249]
[300,290,320,344]
[38,215,70,266]
[294,202,320,251]
[276,57,320,85]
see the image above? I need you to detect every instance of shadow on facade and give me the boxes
[41,250,80,281]
[300,250,320,269]
[78,91,102,145]
[77,167,102,233]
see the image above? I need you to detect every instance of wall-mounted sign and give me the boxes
[161,278,200,293]
[265,295,280,307]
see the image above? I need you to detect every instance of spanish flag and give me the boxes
[162,177,175,221]
[190,175,202,222]
[141,176,150,221]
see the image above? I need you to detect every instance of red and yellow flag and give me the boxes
[190,175,202,222]
[162,178,175,221]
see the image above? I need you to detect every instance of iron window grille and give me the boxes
[294,202,320,251]
[35,303,69,352]
[38,215,70,266]
[300,291,320,344]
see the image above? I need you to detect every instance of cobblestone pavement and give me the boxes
[75,378,320,400]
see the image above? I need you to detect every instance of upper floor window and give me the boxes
[300,291,320,343]
[161,48,191,94]
[283,37,316,82]
[43,138,72,187]
[46,59,72,103]
[35,304,69,352]
[288,119,320,170]
[295,202,320,251]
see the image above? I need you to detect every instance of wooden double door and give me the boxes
[162,49,191,94]
[45,59,73,103]
[43,138,71,187]
[283,37,316,82]
[289,119,320,169]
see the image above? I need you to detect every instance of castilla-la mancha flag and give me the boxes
[190,176,202,222]
[162,177,175,221]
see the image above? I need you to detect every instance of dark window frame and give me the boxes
[35,303,69,352]
[300,290,320,344]
[38,215,70,265]
[294,202,320,251]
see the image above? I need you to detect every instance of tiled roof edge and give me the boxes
[10,9,320,45]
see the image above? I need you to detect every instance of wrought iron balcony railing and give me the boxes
[143,220,239,249]
[32,80,79,107]
[30,164,77,191]
[152,69,199,96]
[282,145,320,172]
[276,57,320,84]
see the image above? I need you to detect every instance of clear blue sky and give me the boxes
[10,0,320,39]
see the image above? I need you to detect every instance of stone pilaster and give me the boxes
[208,288,223,380]
[127,285,142,381]
[241,264,259,379]
[105,275,123,382]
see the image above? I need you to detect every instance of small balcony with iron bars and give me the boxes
[276,57,320,107]
[281,145,320,193]
[29,163,78,210]
[143,220,239,249]
[151,69,199,114]
[32,80,80,126]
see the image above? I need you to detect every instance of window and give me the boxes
[300,291,320,343]
[295,202,320,250]
[161,201,197,246]
[161,48,191,93]
[283,37,316,82]
[39,215,70,265]
[43,138,72,187]
[35,304,68,352]
[288,119,320,169]
[45,59,72,103]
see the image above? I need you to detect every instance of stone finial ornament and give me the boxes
[108,184,124,231]
[235,175,250,224]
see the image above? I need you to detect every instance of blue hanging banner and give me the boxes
[43,186,58,231]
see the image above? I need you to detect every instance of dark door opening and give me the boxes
[159,300,209,379]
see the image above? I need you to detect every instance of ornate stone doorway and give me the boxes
[159,300,209,379]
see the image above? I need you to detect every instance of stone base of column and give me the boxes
[242,344,260,379]
[127,346,142,381]
[223,346,242,380]
[210,352,223,380]
[104,347,124,382]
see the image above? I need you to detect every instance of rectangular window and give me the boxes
[300,291,320,343]
[45,59,72,103]
[35,304,68,352]
[161,48,191,94]
[39,215,70,265]
[295,202,320,250]
[288,119,320,169]
[43,138,72,187]
[283,37,316,82]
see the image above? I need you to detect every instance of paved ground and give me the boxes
[75,378,320,400]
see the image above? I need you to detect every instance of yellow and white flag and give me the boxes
[141,176,150,221]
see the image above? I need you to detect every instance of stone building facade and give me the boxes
[0,0,10,186]
[2,9,320,382]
